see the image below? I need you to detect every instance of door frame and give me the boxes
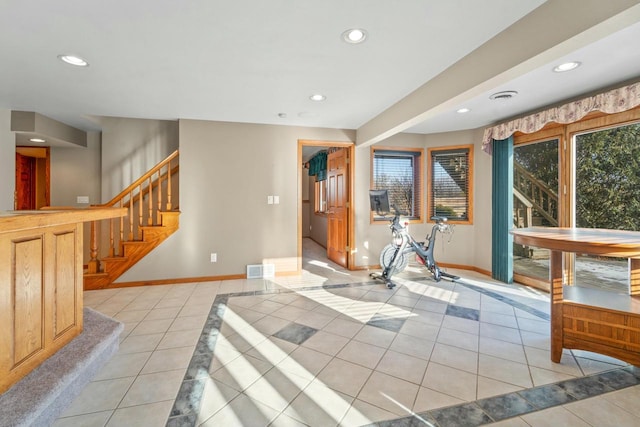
[15,146,50,210]
[298,139,355,271]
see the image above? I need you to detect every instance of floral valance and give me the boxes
[482,81,640,154]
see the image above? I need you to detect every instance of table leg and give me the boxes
[550,250,564,363]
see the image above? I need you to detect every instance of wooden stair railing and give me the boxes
[513,162,558,227]
[84,150,179,289]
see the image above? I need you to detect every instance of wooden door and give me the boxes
[15,153,35,210]
[15,147,50,210]
[327,147,349,267]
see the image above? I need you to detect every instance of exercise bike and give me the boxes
[370,203,458,289]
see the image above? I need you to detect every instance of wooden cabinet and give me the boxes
[511,227,640,366]
[0,208,125,393]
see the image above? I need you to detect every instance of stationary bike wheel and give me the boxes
[380,244,408,275]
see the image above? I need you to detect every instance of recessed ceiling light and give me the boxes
[58,54,89,67]
[489,90,518,101]
[30,138,46,143]
[342,28,367,44]
[457,108,471,114]
[553,61,581,73]
[309,94,326,102]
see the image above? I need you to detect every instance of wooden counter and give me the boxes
[511,227,640,366]
[0,208,126,394]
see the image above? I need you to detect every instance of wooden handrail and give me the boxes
[514,161,558,227]
[111,165,179,210]
[514,162,557,198]
[102,150,179,207]
[85,149,179,270]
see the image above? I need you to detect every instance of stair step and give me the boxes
[84,210,180,290]
[100,256,128,263]
[84,271,109,278]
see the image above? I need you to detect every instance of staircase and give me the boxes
[513,161,558,259]
[84,150,179,290]
[513,161,558,228]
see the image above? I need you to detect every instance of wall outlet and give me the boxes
[76,196,89,204]
[210,253,217,262]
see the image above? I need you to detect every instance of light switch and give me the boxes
[267,196,274,204]
[274,195,280,204]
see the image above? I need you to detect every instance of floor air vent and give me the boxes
[246,263,275,279]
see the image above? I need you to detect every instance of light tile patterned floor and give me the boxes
[53,239,640,427]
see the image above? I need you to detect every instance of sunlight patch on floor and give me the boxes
[213,306,367,425]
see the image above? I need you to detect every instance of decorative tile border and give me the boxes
[166,279,636,427]
[166,282,372,426]
[370,366,640,427]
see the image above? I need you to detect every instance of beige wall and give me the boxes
[473,130,494,273]
[0,109,15,210]
[353,133,425,268]
[3,111,494,280]
[424,129,491,272]
[117,120,354,282]
[301,169,310,238]
[101,117,178,201]
[352,129,492,273]
[308,176,328,247]
[117,120,493,282]
[50,132,102,206]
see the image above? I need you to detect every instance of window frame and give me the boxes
[427,144,474,225]
[314,179,327,214]
[370,146,424,223]
[513,106,640,289]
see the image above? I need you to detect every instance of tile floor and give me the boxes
[52,239,640,427]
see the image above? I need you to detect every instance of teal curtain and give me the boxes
[491,137,513,283]
[308,151,327,181]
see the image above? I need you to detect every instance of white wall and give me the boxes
[101,117,178,201]
[117,120,354,282]
[0,109,15,210]
[50,132,102,206]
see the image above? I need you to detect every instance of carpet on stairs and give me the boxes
[0,308,123,427]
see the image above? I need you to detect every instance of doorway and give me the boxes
[298,140,354,271]
[15,146,50,210]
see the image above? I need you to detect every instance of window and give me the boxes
[314,180,327,213]
[371,147,423,221]
[428,145,473,223]
[512,107,640,292]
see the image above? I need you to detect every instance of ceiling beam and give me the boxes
[356,0,640,147]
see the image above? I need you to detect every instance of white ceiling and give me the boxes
[1,0,639,146]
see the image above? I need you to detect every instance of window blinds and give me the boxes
[373,150,421,218]
[430,148,469,220]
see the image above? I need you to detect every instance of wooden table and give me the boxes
[511,227,640,366]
